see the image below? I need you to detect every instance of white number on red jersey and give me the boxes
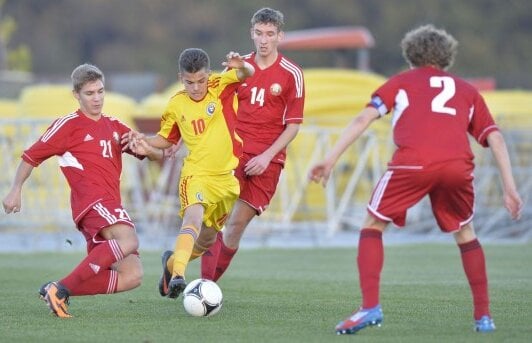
[100,140,113,158]
[430,76,457,115]
[250,86,265,107]
[115,208,131,220]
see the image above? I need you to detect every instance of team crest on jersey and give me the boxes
[181,115,186,122]
[196,192,204,202]
[270,83,282,96]
[206,102,216,116]
[113,131,120,142]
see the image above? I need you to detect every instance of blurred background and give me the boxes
[0,0,530,251]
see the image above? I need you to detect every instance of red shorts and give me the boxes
[367,160,475,232]
[77,200,135,253]
[236,153,283,215]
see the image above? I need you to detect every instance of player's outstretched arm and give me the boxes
[308,107,379,187]
[486,130,523,220]
[222,51,255,81]
[2,160,34,214]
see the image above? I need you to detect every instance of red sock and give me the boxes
[69,269,119,296]
[459,239,490,320]
[212,239,238,282]
[201,231,223,280]
[357,228,384,309]
[60,239,124,293]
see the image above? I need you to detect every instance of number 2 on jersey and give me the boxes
[250,87,265,107]
[430,76,456,115]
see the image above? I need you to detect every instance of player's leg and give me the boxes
[200,230,223,279]
[42,202,138,317]
[65,254,142,296]
[191,225,218,260]
[335,214,387,335]
[58,222,139,291]
[167,203,203,298]
[199,172,242,280]
[337,168,428,334]
[210,162,281,281]
[211,200,255,281]
[454,224,495,332]
[115,254,143,292]
[430,161,494,332]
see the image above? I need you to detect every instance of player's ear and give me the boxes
[278,30,284,41]
[72,90,80,100]
[250,27,254,39]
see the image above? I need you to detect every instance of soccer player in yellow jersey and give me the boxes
[125,48,254,298]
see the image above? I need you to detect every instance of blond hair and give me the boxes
[71,64,104,92]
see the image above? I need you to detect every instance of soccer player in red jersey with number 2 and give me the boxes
[2,64,145,318]
[309,25,523,334]
[201,7,305,282]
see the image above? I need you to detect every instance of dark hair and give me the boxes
[71,64,104,92]
[178,48,210,73]
[251,7,284,31]
[401,24,458,70]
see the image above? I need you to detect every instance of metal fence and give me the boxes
[1,118,530,247]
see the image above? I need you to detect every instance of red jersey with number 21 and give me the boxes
[22,110,136,223]
[369,66,498,168]
[236,52,304,165]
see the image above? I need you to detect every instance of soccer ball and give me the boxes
[182,279,223,317]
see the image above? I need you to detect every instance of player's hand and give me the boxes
[504,188,523,220]
[163,143,181,160]
[222,51,244,69]
[2,189,22,214]
[308,162,334,187]
[129,136,153,156]
[244,153,272,176]
[121,131,145,151]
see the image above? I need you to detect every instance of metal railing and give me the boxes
[1,119,530,244]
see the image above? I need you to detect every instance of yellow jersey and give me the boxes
[158,70,242,176]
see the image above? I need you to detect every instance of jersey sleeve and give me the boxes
[215,70,241,102]
[157,103,182,144]
[22,118,69,167]
[468,93,499,147]
[284,69,305,124]
[367,77,398,117]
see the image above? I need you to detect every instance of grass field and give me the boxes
[1,243,531,343]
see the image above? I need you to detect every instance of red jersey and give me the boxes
[369,66,498,168]
[22,110,138,223]
[236,52,305,165]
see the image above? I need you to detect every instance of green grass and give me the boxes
[1,244,531,343]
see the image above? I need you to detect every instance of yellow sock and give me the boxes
[172,224,200,277]
[166,254,174,272]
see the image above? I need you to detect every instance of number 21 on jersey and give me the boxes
[100,140,113,158]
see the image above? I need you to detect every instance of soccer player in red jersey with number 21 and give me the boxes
[2,64,146,318]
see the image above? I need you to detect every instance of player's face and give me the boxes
[180,68,210,101]
[74,80,105,118]
[251,23,283,58]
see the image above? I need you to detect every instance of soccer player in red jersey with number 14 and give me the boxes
[2,64,146,318]
[201,7,305,282]
[309,25,523,335]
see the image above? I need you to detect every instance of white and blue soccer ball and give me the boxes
[182,279,223,317]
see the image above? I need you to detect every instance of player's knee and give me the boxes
[126,263,144,289]
[119,234,140,255]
